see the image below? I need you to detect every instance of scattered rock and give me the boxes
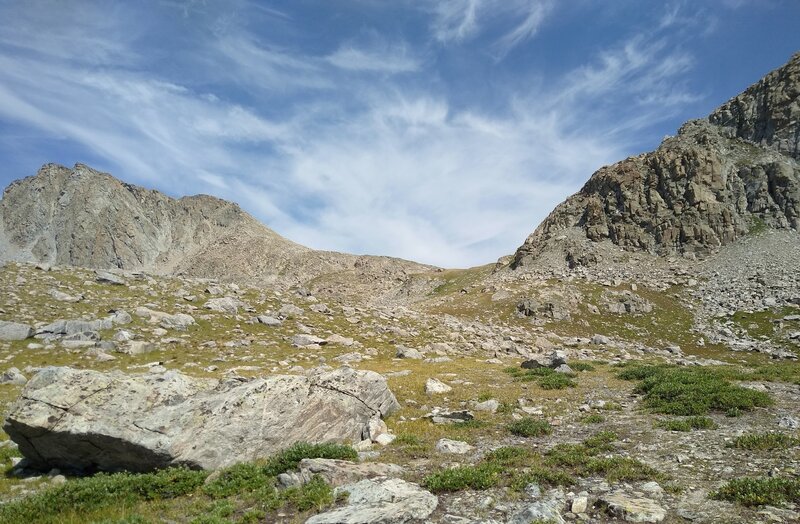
[521,349,567,369]
[426,410,474,425]
[597,491,666,523]
[474,399,500,413]
[292,334,326,347]
[204,297,246,315]
[278,304,303,318]
[425,378,452,394]
[327,334,355,346]
[601,290,654,315]
[0,320,33,341]
[0,367,27,385]
[507,489,566,524]
[48,289,83,303]
[396,346,424,359]
[277,458,405,488]
[306,478,437,524]
[435,439,474,454]
[120,341,155,355]
[95,271,126,286]
[256,315,282,327]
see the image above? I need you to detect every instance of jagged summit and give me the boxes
[0,163,431,288]
[512,52,800,270]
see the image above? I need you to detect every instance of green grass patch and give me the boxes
[571,362,596,372]
[538,373,577,390]
[544,431,662,484]
[0,442,355,523]
[423,463,503,492]
[729,432,800,451]
[581,414,605,424]
[617,364,772,415]
[712,477,800,506]
[655,416,716,432]
[261,442,357,477]
[508,418,552,437]
[423,432,663,493]
[0,467,207,523]
[736,362,800,386]
[504,366,576,389]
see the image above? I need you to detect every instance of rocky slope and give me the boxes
[0,163,431,289]
[512,52,800,270]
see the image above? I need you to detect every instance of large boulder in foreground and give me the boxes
[3,366,400,472]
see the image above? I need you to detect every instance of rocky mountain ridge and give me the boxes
[0,163,432,291]
[512,52,800,270]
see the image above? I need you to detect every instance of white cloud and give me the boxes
[492,1,553,58]
[0,2,706,267]
[326,43,421,73]
[431,0,482,43]
[428,0,553,57]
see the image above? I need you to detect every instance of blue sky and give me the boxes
[0,1,798,267]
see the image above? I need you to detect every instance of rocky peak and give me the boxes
[0,163,432,290]
[512,52,800,270]
[709,51,800,161]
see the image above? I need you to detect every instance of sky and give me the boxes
[0,1,798,268]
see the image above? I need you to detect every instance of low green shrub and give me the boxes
[729,432,800,451]
[581,414,605,424]
[505,366,576,389]
[508,418,552,437]
[655,416,716,432]
[281,475,335,512]
[583,431,617,451]
[203,463,272,499]
[618,364,772,415]
[510,466,575,490]
[423,463,502,492]
[712,477,800,506]
[423,431,661,494]
[262,442,357,476]
[538,373,577,390]
[0,467,208,523]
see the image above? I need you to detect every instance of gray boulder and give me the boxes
[95,270,126,286]
[521,349,568,370]
[204,297,246,315]
[597,491,666,523]
[0,367,27,385]
[277,458,404,488]
[292,334,326,347]
[4,366,399,472]
[36,318,113,337]
[257,315,282,327]
[395,346,424,359]
[0,320,33,341]
[306,478,438,524]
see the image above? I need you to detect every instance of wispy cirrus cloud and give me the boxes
[326,42,421,74]
[428,0,553,58]
[1,0,768,267]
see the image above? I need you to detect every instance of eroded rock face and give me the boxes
[709,51,800,161]
[513,53,800,269]
[3,366,399,472]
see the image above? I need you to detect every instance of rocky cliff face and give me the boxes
[0,163,430,287]
[512,52,800,269]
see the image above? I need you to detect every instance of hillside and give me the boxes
[0,163,432,291]
[511,52,800,271]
